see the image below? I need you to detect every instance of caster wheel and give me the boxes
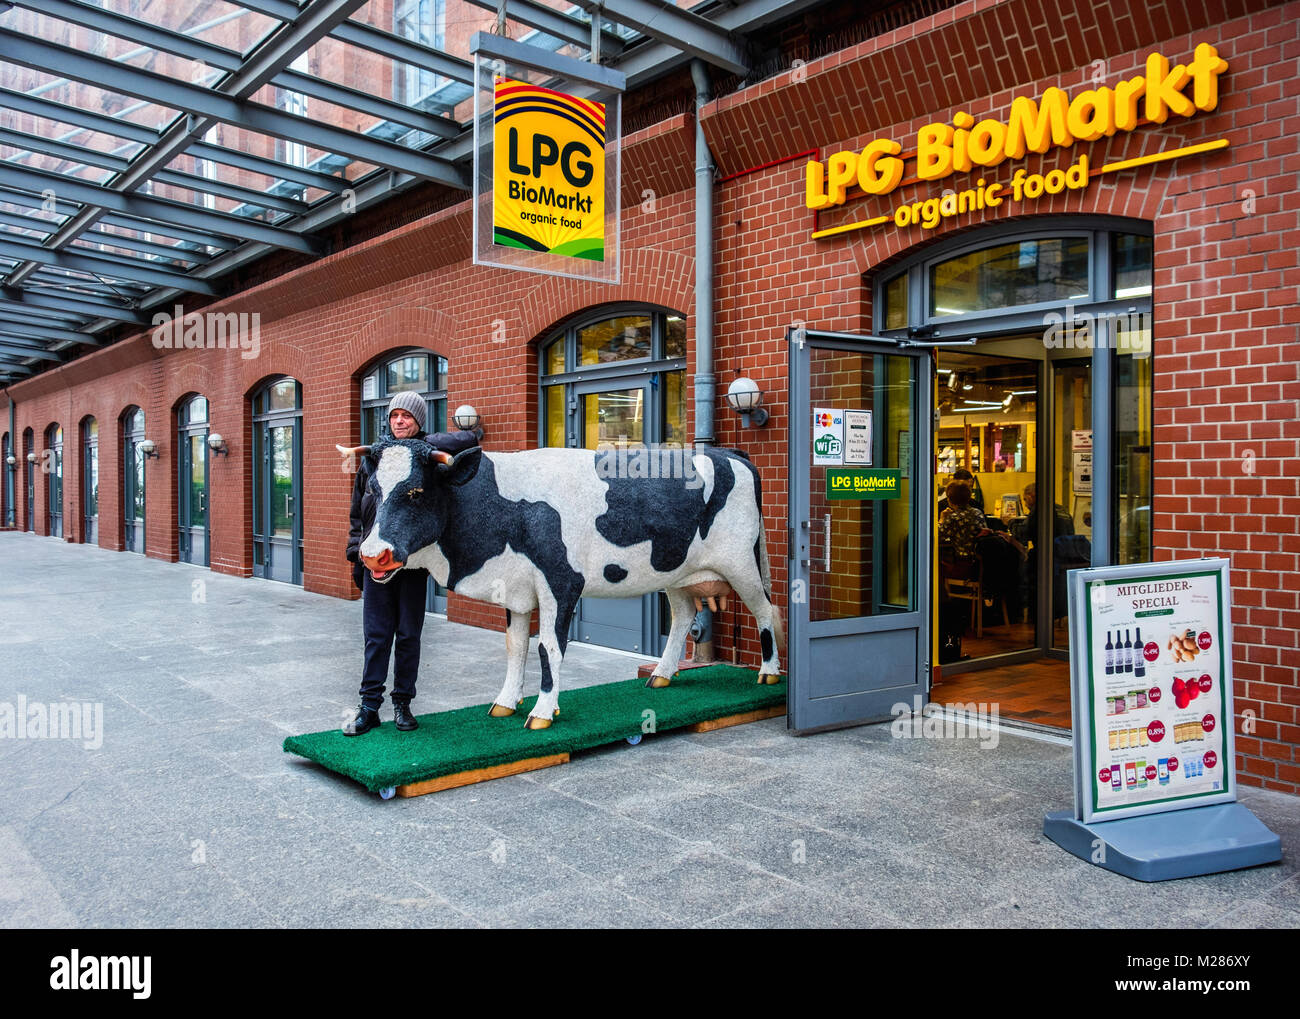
[379,787,396,800]
[626,734,642,746]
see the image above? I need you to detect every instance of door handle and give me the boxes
[284,494,293,517]
[798,515,833,571]
[198,491,205,513]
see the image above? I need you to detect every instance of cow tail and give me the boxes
[748,460,787,654]
[759,527,787,653]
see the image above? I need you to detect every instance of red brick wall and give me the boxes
[2,0,1295,792]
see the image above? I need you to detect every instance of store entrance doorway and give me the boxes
[933,338,1094,727]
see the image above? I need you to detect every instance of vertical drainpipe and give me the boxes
[691,58,717,663]
[5,389,14,528]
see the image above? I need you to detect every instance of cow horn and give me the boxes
[335,443,371,458]
[431,450,454,466]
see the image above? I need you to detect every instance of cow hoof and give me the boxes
[524,715,553,730]
[488,703,516,718]
[758,673,781,685]
[645,674,671,689]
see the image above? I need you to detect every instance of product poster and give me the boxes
[492,78,606,261]
[812,408,844,465]
[1071,559,1236,823]
[843,410,872,465]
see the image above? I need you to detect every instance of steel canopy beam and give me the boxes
[79,231,210,265]
[8,1,454,136]
[0,344,61,363]
[0,288,149,325]
[0,319,102,345]
[462,0,626,54]
[0,165,323,254]
[575,0,748,75]
[0,30,468,189]
[0,88,351,194]
[0,238,219,295]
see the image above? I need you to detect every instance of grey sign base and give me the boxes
[1043,803,1282,882]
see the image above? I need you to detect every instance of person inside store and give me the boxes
[1010,482,1074,545]
[939,480,1024,624]
[937,467,985,515]
[342,391,482,736]
[1010,482,1076,623]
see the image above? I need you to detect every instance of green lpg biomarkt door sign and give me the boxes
[826,468,901,500]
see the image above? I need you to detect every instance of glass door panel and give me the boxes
[267,424,295,583]
[180,432,208,566]
[574,380,652,653]
[1115,319,1153,565]
[83,435,98,545]
[790,338,930,732]
[583,388,645,447]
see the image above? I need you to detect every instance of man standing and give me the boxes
[343,391,479,736]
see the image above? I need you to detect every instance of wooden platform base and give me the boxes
[395,753,570,797]
[687,705,786,732]
[389,706,786,798]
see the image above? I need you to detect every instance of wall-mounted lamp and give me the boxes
[5,454,15,467]
[138,439,159,459]
[26,452,36,463]
[726,376,768,428]
[452,404,481,431]
[207,433,229,456]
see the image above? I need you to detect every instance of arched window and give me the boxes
[45,423,63,538]
[359,351,449,444]
[539,306,687,452]
[252,378,303,584]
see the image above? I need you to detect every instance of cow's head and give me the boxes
[358,438,482,582]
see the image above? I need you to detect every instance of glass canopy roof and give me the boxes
[0,0,795,383]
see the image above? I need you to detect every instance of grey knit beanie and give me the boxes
[387,390,427,431]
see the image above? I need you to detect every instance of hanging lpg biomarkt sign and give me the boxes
[493,78,606,261]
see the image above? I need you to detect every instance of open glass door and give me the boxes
[788,330,932,732]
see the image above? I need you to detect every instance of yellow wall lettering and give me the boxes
[859,139,905,194]
[803,42,1228,212]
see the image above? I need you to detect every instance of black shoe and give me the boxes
[343,705,381,736]
[393,699,419,732]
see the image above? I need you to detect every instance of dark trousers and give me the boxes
[360,568,428,710]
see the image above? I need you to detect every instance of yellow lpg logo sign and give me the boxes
[493,78,606,261]
[805,43,1229,233]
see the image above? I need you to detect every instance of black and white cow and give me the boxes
[350,439,783,729]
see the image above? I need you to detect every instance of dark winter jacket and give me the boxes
[346,429,481,588]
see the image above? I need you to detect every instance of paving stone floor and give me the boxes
[1,531,1297,928]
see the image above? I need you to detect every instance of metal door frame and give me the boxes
[568,374,663,654]
[787,328,939,733]
[256,417,302,585]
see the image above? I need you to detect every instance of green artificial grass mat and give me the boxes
[283,665,786,792]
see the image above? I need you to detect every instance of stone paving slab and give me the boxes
[1,531,1297,929]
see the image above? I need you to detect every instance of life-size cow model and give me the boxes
[348,439,783,729]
